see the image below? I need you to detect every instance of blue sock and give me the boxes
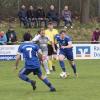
[43,78,54,89]
[19,74,32,83]
[59,61,66,72]
[72,64,76,73]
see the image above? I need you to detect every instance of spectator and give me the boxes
[0,31,7,45]
[36,6,47,27]
[6,27,17,44]
[47,5,60,27]
[91,28,100,44]
[27,6,37,28]
[18,5,29,28]
[62,5,73,28]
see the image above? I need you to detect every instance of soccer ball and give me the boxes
[60,72,67,79]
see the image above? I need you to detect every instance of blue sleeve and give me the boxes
[54,34,59,41]
[18,45,23,53]
[67,36,72,42]
[35,44,40,51]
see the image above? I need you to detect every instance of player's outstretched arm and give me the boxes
[15,54,21,69]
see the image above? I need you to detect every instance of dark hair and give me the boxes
[23,33,32,41]
[37,28,44,34]
[48,21,53,25]
[60,29,66,34]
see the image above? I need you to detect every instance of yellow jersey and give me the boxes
[45,29,58,43]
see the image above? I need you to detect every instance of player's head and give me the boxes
[39,28,45,36]
[60,30,66,39]
[23,33,32,41]
[48,21,54,30]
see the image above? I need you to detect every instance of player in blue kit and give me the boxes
[15,33,56,92]
[55,30,78,78]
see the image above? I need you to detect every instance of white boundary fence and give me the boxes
[0,43,100,60]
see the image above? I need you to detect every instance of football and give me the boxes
[60,72,67,79]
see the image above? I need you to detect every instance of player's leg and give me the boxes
[42,51,50,75]
[59,54,66,72]
[52,44,58,71]
[48,44,55,72]
[35,68,56,91]
[19,68,32,83]
[48,56,53,71]
[19,68,36,90]
[68,60,78,77]
[66,52,78,77]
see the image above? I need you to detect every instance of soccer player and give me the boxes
[15,33,56,92]
[55,30,78,77]
[45,22,58,72]
[32,28,50,75]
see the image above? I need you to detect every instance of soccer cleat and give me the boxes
[74,73,78,78]
[46,71,51,75]
[64,26,68,29]
[71,26,73,29]
[31,80,36,90]
[50,88,56,92]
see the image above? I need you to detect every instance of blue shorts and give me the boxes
[19,67,42,77]
[59,50,74,61]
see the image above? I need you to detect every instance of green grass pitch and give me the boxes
[0,60,100,100]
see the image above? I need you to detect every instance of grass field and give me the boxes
[0,60,100,100]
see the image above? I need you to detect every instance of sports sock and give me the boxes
[52,59,56,71]
[48,59,53,71]
[59,61,66,72]
[43,60,50,73]
[71,64,76,73]
[42,78,54,89]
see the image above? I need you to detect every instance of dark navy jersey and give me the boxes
[18,42,41,69]
[55,34,73,52]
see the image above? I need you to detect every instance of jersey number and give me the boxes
[26,48,32,58]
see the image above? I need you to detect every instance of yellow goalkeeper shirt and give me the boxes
[45,29,58,44]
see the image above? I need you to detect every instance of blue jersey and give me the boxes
[18,42,41,69]
[55,34,72,52]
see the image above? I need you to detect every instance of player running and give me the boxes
[55,30,78,78]
[15,33,56,92]
[32,28,51,75]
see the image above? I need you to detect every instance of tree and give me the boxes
[80,0,90,24]
[98,0,100,17]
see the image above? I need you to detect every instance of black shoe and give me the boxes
[50,88,56,92]
[31,80,36,90]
